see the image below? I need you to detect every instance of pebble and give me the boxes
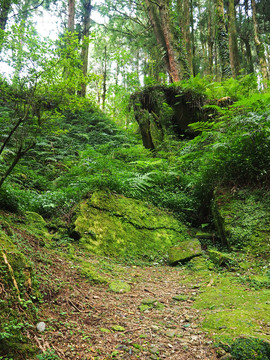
[36,322,46,332]
[149,346,159,354]
[166,330,176,338]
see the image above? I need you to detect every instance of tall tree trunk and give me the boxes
[243,38,254,74]
[207,0,214,75]
[251,0,268,82]
[215,0,232,78]
[190,0,196,76]
[198,2,207,75]
[68,0,75,32]
[79,0,92,97]
[145,0,190,82]
[102,45,107,110]
[228,0,240,77]
[145,0,171,79]
[159,3,181,82]
[177,0,193,74]
[241,0,254,74]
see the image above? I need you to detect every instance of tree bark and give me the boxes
[228,0,240,77]
[177,0,193,74]
[102,45,107,110]
[251,0,268,82]
[145,0,171,78]
[159,3,181,82]
[79,0,92,97]
[68,0,75,32]
[207,0,214,75]
[215,0,232,79]
[145,0,190,82]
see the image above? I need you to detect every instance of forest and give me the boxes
[0,0,270,359]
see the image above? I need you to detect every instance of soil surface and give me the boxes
[33,253,218,360]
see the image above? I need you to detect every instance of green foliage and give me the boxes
[176,109,270,217]
[0,185,19,212]
[221,338,270,360]
[36,349,60,360]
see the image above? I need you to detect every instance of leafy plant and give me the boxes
[36,349,60,360]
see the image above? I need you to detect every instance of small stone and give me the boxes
[36,322,46,332]
[149,346,159,354]
[166,330,175,338]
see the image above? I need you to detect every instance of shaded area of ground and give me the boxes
[34,252,217,360]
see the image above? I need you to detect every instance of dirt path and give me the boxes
[34,254,218,360]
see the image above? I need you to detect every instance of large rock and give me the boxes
[73,190,191,261]
[168,239,202,265]
[212,188,270,256]
[130,85,207,150]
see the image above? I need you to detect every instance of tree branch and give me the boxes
[9,0,46,19]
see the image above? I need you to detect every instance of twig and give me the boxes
[0,281,5,294]
[34,335,46,352]
[68,298,81,312]
[144,288,155,295]
[124,327,141,334]
[1,251,21,301]
[51,344,65,359]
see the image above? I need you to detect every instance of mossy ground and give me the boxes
[0,208,269,359]
[177,255,270,351]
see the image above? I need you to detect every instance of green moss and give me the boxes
[212,189,270,256]
[79,261,108,284]
[168,239,202,265]
[89,191,184,231]
[0,232,33,295]
[24,211,50,241]
[139,298,164,312]
[109,280,131,293]
[74,191,191,261]
[111,325,125,332]
[100,328,111,333]
[208,250,238,269]
[172,295,189,301]
[194,274,270,341]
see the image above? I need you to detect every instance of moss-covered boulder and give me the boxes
[208,249,237,269]
[212,188,270,256]
[168,239,202,265]
[73,190,191,261]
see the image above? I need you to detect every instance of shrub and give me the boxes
[229,338,270,360]
[0,186,19,213]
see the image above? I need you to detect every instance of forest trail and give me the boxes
[34,252,218,360]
